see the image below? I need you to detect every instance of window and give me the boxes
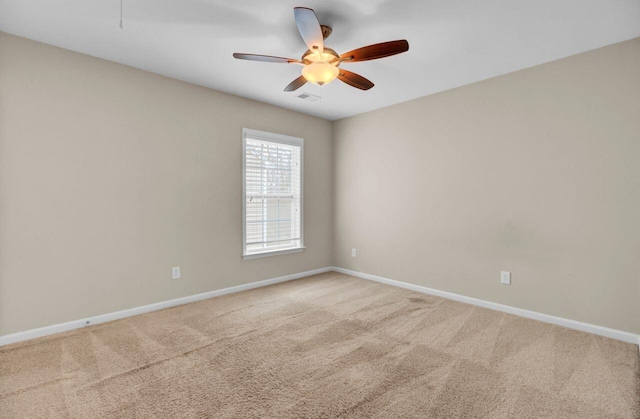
[242,129,304,259]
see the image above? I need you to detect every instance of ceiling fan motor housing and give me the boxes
[301,48,339,65]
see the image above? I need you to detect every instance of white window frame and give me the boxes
[242,128,304,259]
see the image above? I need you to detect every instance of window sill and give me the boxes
[242,246,305,260]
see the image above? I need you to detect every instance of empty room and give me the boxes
[1,1,639,418]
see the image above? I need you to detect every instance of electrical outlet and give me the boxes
[172,267,181,280]
[351,248,357,257]
[500,271,511,285]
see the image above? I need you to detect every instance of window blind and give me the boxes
[243,130,303,257]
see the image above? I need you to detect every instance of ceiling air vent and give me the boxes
[297,92,322,102]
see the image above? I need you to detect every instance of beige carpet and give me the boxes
[1,272,639,418]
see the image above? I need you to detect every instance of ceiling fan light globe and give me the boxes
[302,62,339,86]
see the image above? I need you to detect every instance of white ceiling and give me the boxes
[1,1,640,120]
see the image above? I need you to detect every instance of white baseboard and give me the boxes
[332,267,640,346]
[3,266,637,350]
[0,267,333,347]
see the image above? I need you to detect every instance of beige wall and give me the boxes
[334,39,640,334]
[0,33,334,335]
[2,32,638,337]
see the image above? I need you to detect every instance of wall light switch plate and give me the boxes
[172,267,181,280]
[351,248,357,257]
[500,271,511,285]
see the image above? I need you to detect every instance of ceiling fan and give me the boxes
[233,7,409,91]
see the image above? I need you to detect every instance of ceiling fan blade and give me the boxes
[233,53,299,64]
[294,7,324,54]
[284,75,307,92]
[340,40,409,62]
[337,69,374,90]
